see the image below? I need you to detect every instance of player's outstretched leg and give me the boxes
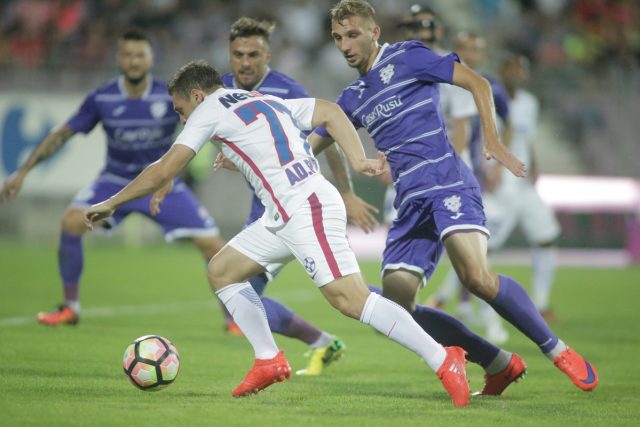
[489,275,598,391]
[369,285,524,396]
[445,233,598,392]
[326,279,470,407]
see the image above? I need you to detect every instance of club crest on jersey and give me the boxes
[379,64,395,85]
[303,257,316,274]
[443,195,464,220]
[150,101,168,119]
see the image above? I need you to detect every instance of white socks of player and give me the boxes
[359,293,447,371]
[310,332,334,349]
[215,282,279,360]
[66,301,81,314]
[532,247,557,311]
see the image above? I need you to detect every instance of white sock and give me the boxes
[545,339,568,361]
[66,301,80,314]
[215,283,278,359]
[310,332,334,349]
[360,293,447,371]
[485,350,513,375]
[532,247,557,310]
[436,268,461,304]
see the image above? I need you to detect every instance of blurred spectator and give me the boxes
[0,0,637,176]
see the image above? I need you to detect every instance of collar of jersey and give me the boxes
[370,43,389,70]
[232,67,271,92]
[117,75,153,99]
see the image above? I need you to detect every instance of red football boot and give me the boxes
[37,305,79,326]
[232,350,291,397]
[436,346,470,408]
[479,353,527,396]
[554,348,598,391]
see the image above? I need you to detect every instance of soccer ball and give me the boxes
[122,335,180,391]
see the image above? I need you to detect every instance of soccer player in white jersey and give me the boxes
[83,60,472,406]
[310,0,597,394]
[482,54,561,319]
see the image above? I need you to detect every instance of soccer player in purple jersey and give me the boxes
[219,16,382,375]
[0,29,225,325]
[310,0,598,393]
[83,60,472,405]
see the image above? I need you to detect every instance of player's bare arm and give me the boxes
[324,143,379,232]
[452,62,526,178]
[450,117,471,155]
[0,125,76,204]
[310,99,384,177]
[149,179,174,216]
[84,144,195,228]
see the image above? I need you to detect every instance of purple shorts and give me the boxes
[71,174,219,241]
[382,186,489,285]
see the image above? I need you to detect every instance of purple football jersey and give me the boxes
[67,76,179,179]
[318,41,479,213]
[222,68,310,226]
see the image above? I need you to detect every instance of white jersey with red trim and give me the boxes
[174,87,327,228]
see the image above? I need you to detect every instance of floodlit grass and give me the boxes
[1,242,639,426]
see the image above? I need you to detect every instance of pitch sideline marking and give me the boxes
[0,289,314,327]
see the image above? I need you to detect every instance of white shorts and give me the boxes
[483,182,561,250]
[228,183,360,287]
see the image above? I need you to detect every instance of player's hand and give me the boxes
[342,191,379,233]
[354,152,387,177]
[150,180,174,216]
[83,201,115,230]
[0,172,26,204]
[484,143,526,178]
[213,153,238,172]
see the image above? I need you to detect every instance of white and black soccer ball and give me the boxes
[122,335,180,391]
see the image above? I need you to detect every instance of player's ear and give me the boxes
[371,25,381,42]
[191,89,203,104]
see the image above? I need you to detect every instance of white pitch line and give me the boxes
[0,289,318,327]
[0,300,216,327]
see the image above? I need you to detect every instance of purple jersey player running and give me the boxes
[310,0,598,393]
[0,29,225,325]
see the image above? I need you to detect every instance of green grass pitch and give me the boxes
[1,242,639,426]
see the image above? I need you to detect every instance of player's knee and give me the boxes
[61,209,87,236]
[381,273,419,311]
[207,259,229,290]
[193,235,225,259]
[459,269,497,300]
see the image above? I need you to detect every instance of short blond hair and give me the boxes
[330,0,376,23]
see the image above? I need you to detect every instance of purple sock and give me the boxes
[490,275,559,353]
[58,232,83,302]
[368,285,499,368]
[261,297,321,345]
